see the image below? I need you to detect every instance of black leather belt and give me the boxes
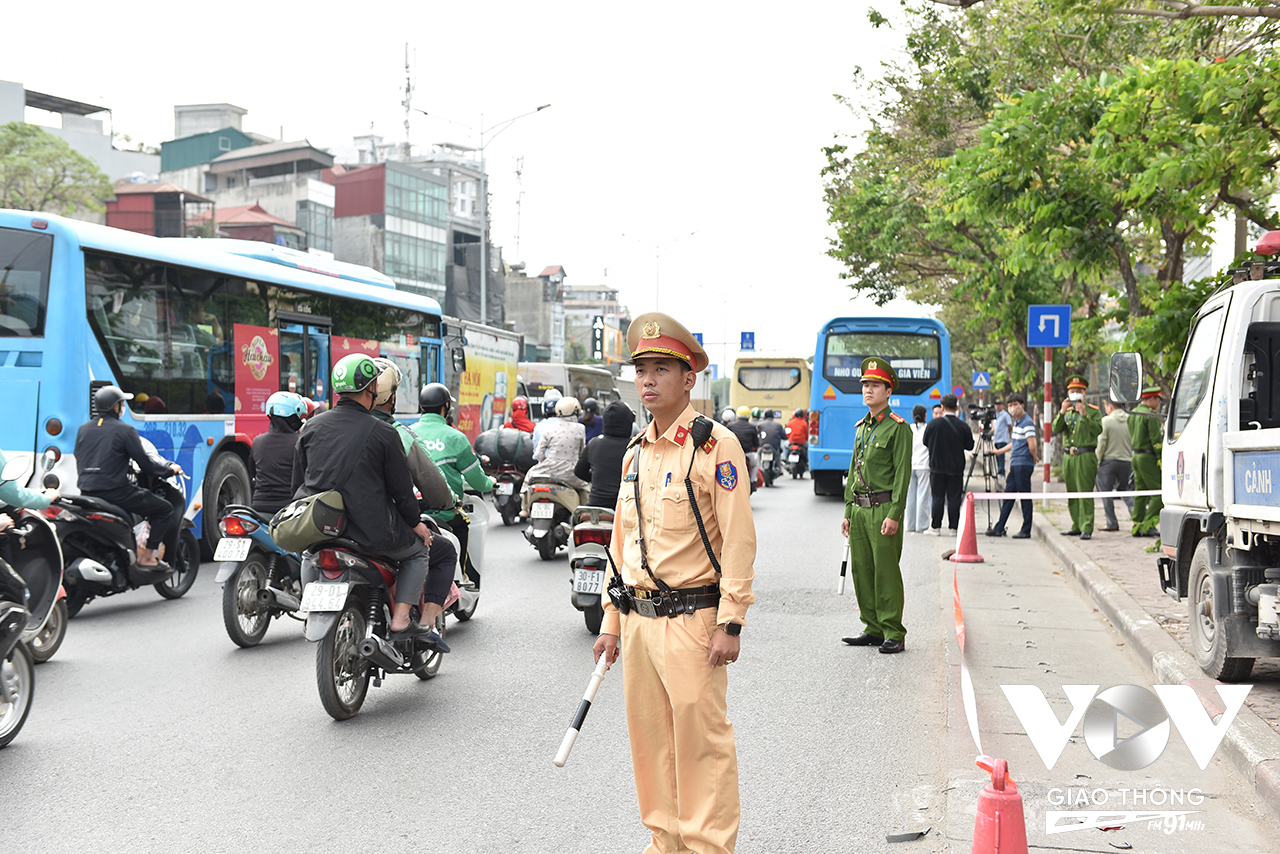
[625,584,720,618]
[1065,448,1095,456]
[1133,449,1156,455]
[850,491,893,508]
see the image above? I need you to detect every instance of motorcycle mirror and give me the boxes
[1,456,29,484]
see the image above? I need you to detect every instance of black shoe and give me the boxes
[842,632,884,647]
[1081,531,1092,540]
[390,623,451,653]
[1012,531,1031,539]
[985,528,1007,537]
[879,638,905,654]
[1062,530,1082,536]
[1100,526,1120,532]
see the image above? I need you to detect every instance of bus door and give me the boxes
[279,315,332,401]
[423,342,442,384]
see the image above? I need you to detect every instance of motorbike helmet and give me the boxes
[419,382,455,414]
[541,388,563,418]
[794,408,805,418]
[736,405,752,420]
[332,354,379,395]
[372,357,403,407]
[512,396,529,413]
[94,384,134,414]
[266,391,308,420]
[750,407,762,420]
[582,397,599,415]
[555,397,582,418]
[721,408,737,423]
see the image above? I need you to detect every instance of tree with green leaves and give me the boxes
[0,122,112,216]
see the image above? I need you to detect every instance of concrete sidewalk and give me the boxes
[978,481,1280,824]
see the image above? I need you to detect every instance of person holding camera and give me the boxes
[992,400,1012,481]
[986,393,1038,538]
[922,393,974,533]
[1051,375,1103,539]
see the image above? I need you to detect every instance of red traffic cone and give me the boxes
[950,492,984,563]
[972,757,1028,854]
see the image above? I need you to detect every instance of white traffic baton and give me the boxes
[837,541,850,596]
[553,658,611,768]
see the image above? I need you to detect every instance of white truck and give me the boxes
[1135,243,1280,681]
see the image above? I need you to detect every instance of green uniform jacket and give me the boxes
[369,408,454,511]
[409,413,496,520]
[843,408,912,523]
[1127,403,1163,454]
[1051,404,1103,450]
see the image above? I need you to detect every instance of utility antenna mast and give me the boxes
[400,43,414,161]
[514,156,525,258]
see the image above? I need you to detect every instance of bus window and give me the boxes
[738,366,801,391]
[0,228,53,338]
[823,332,940,396]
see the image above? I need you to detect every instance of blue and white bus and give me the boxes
[807,317,951,496]
[0,210,444,554]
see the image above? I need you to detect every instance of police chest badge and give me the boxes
[716,461,737,491]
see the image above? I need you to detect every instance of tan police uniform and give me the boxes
[603,313,757,854]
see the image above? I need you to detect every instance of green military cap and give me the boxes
[1066,375,1088,391]
[1142,385,1163,398]
[860,356,898,391]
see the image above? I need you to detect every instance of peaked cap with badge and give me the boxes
[1066,375,1089,391]
[628,312,710,373]
[860,356,899,392]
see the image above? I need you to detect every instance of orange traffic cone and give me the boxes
[951,492,984,563]
[972,757,1028,854]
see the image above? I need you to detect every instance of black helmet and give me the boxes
[793,408,805,418]
[94,385,133,414]
[582,397,599,415]
[419,382,454,413]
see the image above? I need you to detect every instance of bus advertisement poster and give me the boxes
[330,336,380,402]
[234,323,279,438]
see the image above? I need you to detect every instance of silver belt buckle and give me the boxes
[632,598,658,619]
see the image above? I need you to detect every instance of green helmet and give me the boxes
[332,353,379,394]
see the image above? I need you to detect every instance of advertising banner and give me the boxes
[330,335,380,403]
[233,323,279,439]
[454,330,520,442]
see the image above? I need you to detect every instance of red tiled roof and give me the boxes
[113,182,213,203]
[538,265,564,278]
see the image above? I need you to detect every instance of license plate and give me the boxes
[789,454,800,463]
[573,569,604,594]
[214,537,252,562]
[300,582,349,612]
[497,482,514,496]
[531,502,555,519]
[761,449,773,458]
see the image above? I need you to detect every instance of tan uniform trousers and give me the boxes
[622,607,739,854]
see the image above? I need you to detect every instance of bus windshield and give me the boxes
[738,366,801,391]
[0,227,53,337]
[823,332,941,396]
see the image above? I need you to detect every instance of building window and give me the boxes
[386,231,445,286]
[218,136,231,152]
[386,167,447,227]
[296,200,333,253]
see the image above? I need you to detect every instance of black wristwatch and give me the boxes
[723,622,742,637]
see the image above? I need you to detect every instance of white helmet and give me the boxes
[721,408,736,423]
[555,397,582,418]
[372,357,402,407]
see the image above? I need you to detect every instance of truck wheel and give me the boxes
[1188,541,1255,681]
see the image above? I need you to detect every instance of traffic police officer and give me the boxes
[1128,385,1164,537]
[593,312,756,854]
[840,357,911,654]
[1052,374,1103,539]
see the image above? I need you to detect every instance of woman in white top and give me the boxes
[904,404,932,532]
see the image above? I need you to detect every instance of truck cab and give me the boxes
[1156,244,1280,680]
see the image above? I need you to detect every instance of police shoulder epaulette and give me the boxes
[888,412,906,423]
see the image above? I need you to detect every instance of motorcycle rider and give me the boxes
[505,396,536,433]
[786,408,809,470]
[574,400,635,509]
[524,396,590,508]
[757,409,787,485]
[369,360,454,511]
[74,385,183,568]
[410,382,495,589]
[724,407,761,491]
[580,397,604,443]
[0,449,59,562]
[531,388,562,451]
[292,355,449,648]
[250,392,308,516]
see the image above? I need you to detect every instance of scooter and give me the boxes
[491,463,524,527]
[566,505,613,634]
[1,457,65,747]
[759,443,780,488]
[12,507,66,664]
[445,491,489,623]
[40,449,200,617]
[214,505,303,648]
[786,441,807,479]
[521,475,582,561]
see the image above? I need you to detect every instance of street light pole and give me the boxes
[622,231,698,312]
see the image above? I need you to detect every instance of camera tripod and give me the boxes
[964,428,1001,529]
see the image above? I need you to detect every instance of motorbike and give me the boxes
[786,441,807,479]
[1,457,65,747]
[12,507,67,664]
[39,448,200,617]
[521,475,582,561]
[444,490,489,623]
[214,504,303,648]
[759,443,783,488]
[491,463,524,527]
[566,505,613,634]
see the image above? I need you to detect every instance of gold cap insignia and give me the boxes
[642,321,661,339]
[869,360,878,370]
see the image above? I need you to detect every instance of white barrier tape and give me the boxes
[969,489,1160,501]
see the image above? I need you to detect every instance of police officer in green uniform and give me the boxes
[1051,375,1104,540]
[840,357,912,654]
[1128,385,1164,537]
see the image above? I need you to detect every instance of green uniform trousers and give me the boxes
[847,502,906,641]
[1063,452,1097,533]
[1131,454,1162,534]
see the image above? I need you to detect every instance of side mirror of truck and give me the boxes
[1109,352,1143,404]
[452,347,467,373]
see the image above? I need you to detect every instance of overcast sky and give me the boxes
[7,1,930,369]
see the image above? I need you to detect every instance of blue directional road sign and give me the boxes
[1027,305,1072,348]
[693,332,703,346]
[741,332,755,351]
[972,371,991,389]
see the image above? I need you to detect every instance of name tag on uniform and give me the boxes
[623,473,637,482]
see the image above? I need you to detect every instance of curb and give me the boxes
[1031,514,1280,824]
